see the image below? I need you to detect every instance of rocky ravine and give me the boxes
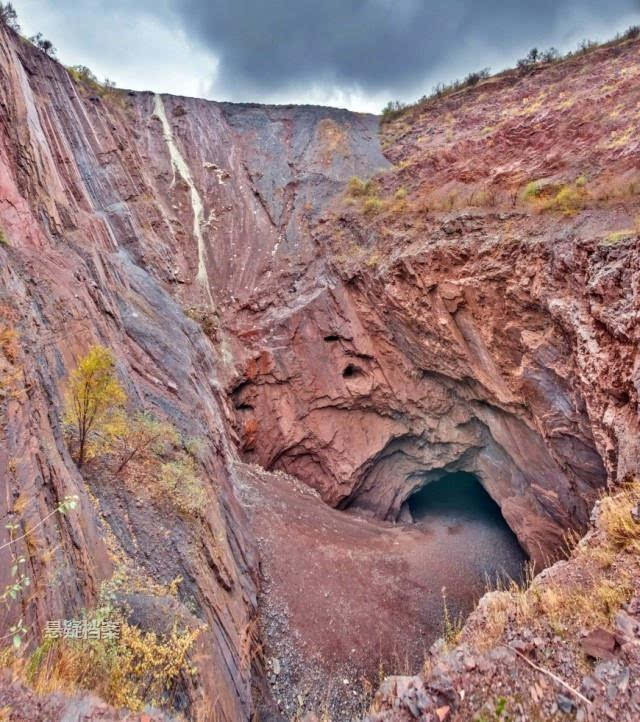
[0,20,639,722]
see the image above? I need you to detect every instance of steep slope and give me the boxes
[0,18,639,722]
[0,22,388,720]
[231,37,640,566]
[365,482,640,721]
[0,28,262,721]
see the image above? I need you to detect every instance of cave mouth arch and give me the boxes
[406,471,528,588]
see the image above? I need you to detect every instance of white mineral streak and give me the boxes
[153,94,213,306]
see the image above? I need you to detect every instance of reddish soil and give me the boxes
[237,464,525,719]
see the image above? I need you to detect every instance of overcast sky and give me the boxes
[12,0,640,112]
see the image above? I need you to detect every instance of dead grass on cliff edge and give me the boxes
[474,480,640,650]
[1,608,200,713]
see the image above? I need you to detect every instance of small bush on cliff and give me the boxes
[347,176,375,198]
[346,176,389,216]
[522,179,588,215]
[0,2,19,32]
[63,346,206,514]
[28,32,57,57]
[516,45,560,71]
[543,184,587,214]
[67,65,118,96]
[108,411,179,475]
[24,605,200,712]
[105,410,206,516]
[441,586,463,648]
[599,480,640,552]
[63,345,127,467]
[0,325,19,362]
[602,229,636,245]
[363,196,383,215]
[381,100,408,121]
[0,227,9,246]
[159,453,206,515]
[67,65,100,89]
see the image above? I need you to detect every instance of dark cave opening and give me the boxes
[407,471,528,588]
[342,363,363,378]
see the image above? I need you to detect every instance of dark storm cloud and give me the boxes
[169,0,640,97]
[14,0,640,108]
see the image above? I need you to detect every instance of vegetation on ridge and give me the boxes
[63,345,206,514]
[67,64,117,95]
[381,24,640,120]
[0,2,18,32]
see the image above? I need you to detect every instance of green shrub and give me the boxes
[159,453,206,515]
[184,436,206,461]
[67,66,117,96]
[602,229,635,245]
[68,65,100,87]
[0,228,8,246]
[517,47,558,70]
[347,176,375,197]
[522,180,543,200]
[543,184,587,214]
[523,179,588,214]
[381,100,408,120]
[431,67,490,100]
[109,412,179,475]
[29,32,56,57]
[0,2,19,31]
[362,197,383,215]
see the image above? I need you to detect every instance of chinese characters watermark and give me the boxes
[44,619,121,640]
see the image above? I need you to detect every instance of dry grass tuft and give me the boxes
[523,180,589,215]
[466,482,640,650]
[20,612,200,713]
[535,573,634,635]
[0,325,19,363]
[599,481,640,552]
[346,176,376,198]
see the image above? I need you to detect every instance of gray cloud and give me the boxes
[168,0,640,100]
[12,0,640,110]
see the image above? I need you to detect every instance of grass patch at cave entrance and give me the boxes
[407,471,528,597]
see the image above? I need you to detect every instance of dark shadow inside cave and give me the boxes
[408,471,528,588]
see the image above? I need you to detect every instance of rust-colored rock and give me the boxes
[0,17,639,722]
[581,628,618,660]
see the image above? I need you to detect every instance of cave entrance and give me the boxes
[407,471,528,588]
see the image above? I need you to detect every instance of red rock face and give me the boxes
[0,26,266,722]
[232,229,624,563]
[0,23,387,720]
[230,39,640,568]
[0,19,638,721]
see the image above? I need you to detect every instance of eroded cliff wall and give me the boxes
[0,23,389,719]
[230,37,640,566]
[1,20,639,721]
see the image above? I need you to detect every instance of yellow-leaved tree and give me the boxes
[64,345,126,467]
